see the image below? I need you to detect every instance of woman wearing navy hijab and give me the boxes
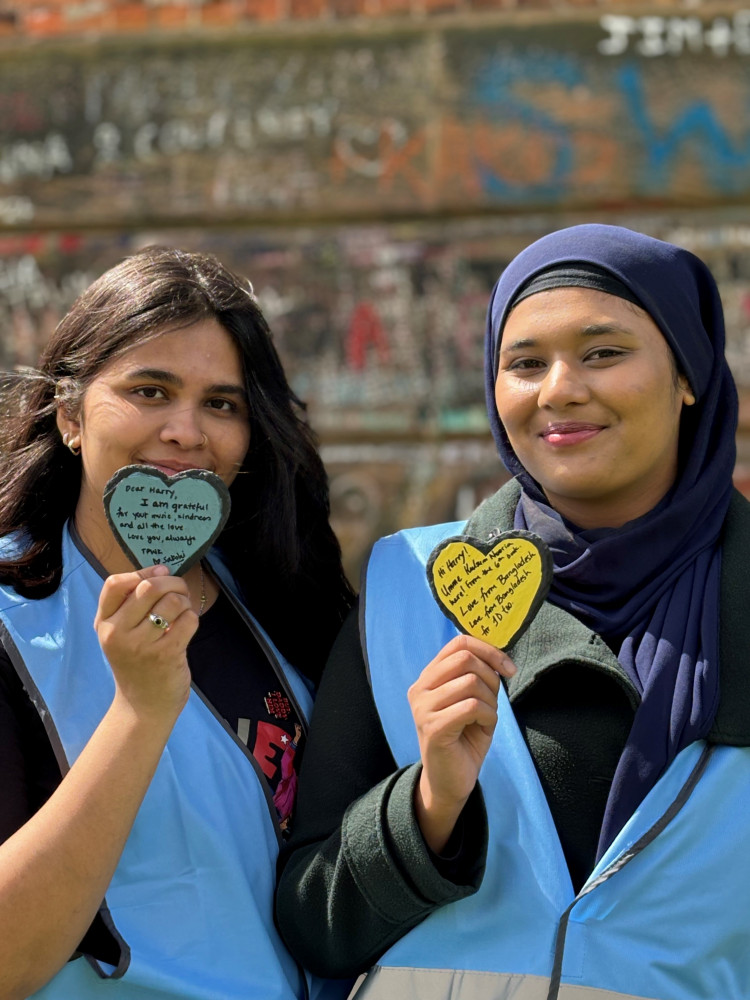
[277,225,750,1000]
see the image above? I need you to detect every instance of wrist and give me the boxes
[414,769,468,855]
[109,686,185,738]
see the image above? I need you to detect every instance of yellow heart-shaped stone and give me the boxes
[427,531,552,650]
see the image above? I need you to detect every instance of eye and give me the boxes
[505,357,546,373]
[585,347,628,364]
[133,385,167,400]
[206,397,238,412]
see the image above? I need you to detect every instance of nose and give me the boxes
[160,405,207,450]
[537,360,590,409]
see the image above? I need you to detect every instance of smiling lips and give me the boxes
[142,460,208,475]
[540,423,604,446]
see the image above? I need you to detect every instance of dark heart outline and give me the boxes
[103,464,231,577]
[426,529,553,650]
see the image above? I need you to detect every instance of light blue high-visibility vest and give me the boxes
[0,527,349,1000]
[356,523,750,1000]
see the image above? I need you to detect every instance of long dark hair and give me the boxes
[0,246,353,680]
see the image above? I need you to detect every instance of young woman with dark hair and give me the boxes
[276,225,750,1000]
[0,246,353,1000]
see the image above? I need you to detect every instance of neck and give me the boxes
[544,485,672,530]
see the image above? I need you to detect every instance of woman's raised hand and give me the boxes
[408,634,516,854]
[94,564,197,720]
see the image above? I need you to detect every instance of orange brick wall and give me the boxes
[0,0,739,40]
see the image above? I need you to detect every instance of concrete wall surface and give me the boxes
[2,1,749,579]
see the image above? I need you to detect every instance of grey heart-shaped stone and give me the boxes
[103,465,231,576]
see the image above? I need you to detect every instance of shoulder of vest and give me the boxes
[0,540,92,617]
[366,521,466,576]
[0,533,34,612]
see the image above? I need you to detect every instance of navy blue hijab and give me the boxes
[483,224,738,857]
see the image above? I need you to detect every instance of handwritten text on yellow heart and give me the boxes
[428,534,550,650]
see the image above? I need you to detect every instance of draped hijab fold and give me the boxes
[483,225,738,856]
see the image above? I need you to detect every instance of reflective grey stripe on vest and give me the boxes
[349,968,655,1000]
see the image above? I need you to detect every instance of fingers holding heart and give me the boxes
[95,568,198,716]
[416,634,514,690]
[415,671,498,735]
[409,636,510,744]
[409,635,517,854]
[412,530,549,855]
[134,578,193,636]
[97,570,194,636]
[143,592,192,637]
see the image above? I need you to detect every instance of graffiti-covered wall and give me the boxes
[3,6,750,579]
[3,13,750,226]
[4,210,750,579]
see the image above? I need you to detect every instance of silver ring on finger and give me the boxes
[148,612,170,631]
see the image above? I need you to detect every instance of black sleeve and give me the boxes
[275,603,488,979]
[0,642,60,841]
[0,641,122,967]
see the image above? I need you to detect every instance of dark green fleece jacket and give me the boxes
[276,482,750,980]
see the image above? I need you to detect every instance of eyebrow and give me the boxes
[125,367,247,398]
[500,322,637,353]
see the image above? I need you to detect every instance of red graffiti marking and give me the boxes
[346,302,390,371]
[476,121,561,186]
[435,119,484,198]
[0,235,44,256]
[330,123,429,201]
[58,233,83,253]
[0,93,44,133]
[570,132,619,187]
[376,128,429,200]
[436,118,562,197]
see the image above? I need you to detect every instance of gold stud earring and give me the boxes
[63,432,81,456]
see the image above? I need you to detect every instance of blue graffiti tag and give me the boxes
[467,47,583,199]
[464,41,750,202]
[617,63,750,194]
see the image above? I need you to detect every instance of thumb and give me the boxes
[136,564,172,579]
[96,563,171,622]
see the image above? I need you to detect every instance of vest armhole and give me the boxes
[0,619,70,777]
[83,899,131,979]
[0,622,133,979]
